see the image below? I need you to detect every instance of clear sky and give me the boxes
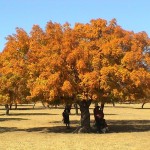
[0,0,150,52]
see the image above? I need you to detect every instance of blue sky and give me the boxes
[0,0,150,51]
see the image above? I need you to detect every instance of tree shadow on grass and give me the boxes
[0,126,76,134]
[25,119,150,134]
[70,113,117,116]
[134,108,150,109]
[14,108,46,110]
[0,118,28,122]
[49,120,79,124]
[90,113,117,116]
[0,127,22,133]
[113,106,134,109]
[26,126,77,133]
[0,119,149,134]
[107,120,150,133]
[8,113,58,116]
[0,107,50,111]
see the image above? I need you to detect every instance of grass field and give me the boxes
[0,103,150,150]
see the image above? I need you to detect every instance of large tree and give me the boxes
[0,19,149,131]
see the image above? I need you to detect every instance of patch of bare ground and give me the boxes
[0,103,150,150]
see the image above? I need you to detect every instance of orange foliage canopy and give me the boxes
[0,18,150,105]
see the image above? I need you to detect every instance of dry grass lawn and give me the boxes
[0,103,150,150]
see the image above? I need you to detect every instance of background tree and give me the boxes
[0,28,29,115]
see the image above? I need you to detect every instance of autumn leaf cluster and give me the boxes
[0,18,150,105]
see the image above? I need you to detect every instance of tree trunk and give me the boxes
[112,102,115,107]
[74,103,79,115]
[5,104,10,115]
[142,102,146,109]
[15,103,17,110]
[74,100,91,133]
[94,102,98,107]
[9,104,12,110]
[33,102,36,109]
[41,101,47,108]
[101,102,105,112]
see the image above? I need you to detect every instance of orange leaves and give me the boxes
[30,24,46,49]
[101,38,123,58]
[62,80,72,92]
[79,71,99,93]
[0,18,150,105]
[48,72,60,87]
[5,28,29,55]
[66,52,76,65]
[76,59,86,73]
[121,51,142,70]
[100,65,133,101]
[28,77,49,100]
[130,68,150,87]
[49,90,56,100]
[100,66,117,91]
[61,80,73,96]
[90,18,107,28]
[145,55,150,66]
[0,94,10,104]
[92,56,101,71]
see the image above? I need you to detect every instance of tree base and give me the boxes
[73,126,91,133]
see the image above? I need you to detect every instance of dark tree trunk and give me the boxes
[9,104,12,110]
[101,102,105,112]
[74,100,91,133]
[142,102,146,109]
[15,103,17,110]
[112,102,115,107]
[41,101,47,108]
[74,103,79,115]
[33,102,36,109]
[5,104,10,115]
[94,102,98,107]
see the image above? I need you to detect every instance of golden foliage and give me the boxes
[0,18,150,105]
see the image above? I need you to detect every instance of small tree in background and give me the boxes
[0,28,29,115]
